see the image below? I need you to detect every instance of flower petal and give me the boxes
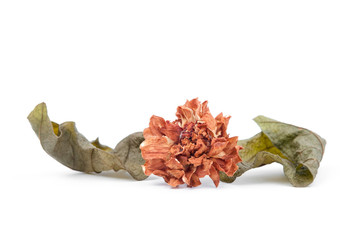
[152,169,168,177]
[194,139,208,157]
[201,101,210,116]
[165,157,183,170]
[182,165,196,186]
[224,159,239,176]
[167,177,184,187]
[143,128,153,139]
[161,120,182,143]
[143,159,165,175]
[209,165,220,187]
[212,159,225,172]
[223,136,238,154]
[140,136,171,161]
[188,156,203,167]
[147,115,182,143]
[212,154,240,176]
[176,155,189,166]
[208,137,228,157]
[201,113,217,135]
[215,113,231,137]
[148,115,166,137]
[176,106,197,127]
[185,98,201,114]
[167,169,184,179]
[170,144,183,156]
[190,174,201,187]
[226,145,243,164]
[195,158,212,178]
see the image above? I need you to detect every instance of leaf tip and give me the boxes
[27,102,47,120]
[253,115,276,123]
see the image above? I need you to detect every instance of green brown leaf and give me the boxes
[28,102,148,180]
[220,115,326,187]
[112,132,148,180]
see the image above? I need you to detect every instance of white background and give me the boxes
[1,1,360,239]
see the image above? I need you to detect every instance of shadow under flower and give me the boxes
[64,166,291,187]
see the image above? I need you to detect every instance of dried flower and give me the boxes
[140,98,242,187]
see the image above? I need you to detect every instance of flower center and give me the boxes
[176,122,212,158]
[179,123,194,142]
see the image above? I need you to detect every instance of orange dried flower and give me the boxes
[140,98,242,187]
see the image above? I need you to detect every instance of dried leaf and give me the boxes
[28,102,148,180]
[220,115,326,187]
[112,132,148,180]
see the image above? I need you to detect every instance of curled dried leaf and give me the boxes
[28,102,147,180]
[220,116,326,187]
